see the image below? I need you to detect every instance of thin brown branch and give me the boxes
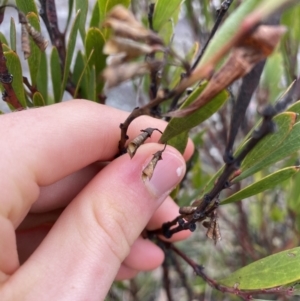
[118,90,174,154]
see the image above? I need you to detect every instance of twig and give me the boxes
[160,105,276,238]
[191,0,234,71]
[118,90,174,154]
[39,0,66,66]
[224,60,266,162]
[23,76,38,96]
[169,246,194,300]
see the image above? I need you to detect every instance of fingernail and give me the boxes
[144,149,186,198]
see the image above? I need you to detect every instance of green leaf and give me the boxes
[66,0,74,32]
[50,46,62,103]
[235,112,297,181]
[27,12,42,86]
[281,3,300,43]
[198,0,261,67]
[60,10,81,100]
[36,51,48,104]
[160,83,229,144]
[167,131,189,154]
[89,1,100,28]
[32,91,45,106]
[0,32,8,45]
[222,166,300,205]
[76,0,88,41]
[85,27,106,94]
[153,0,183,32]
[10,17,16,52]
[73,49,94,99]
[261,51,284,103]
[88,65,96,101]
[219,247,300,290]
[4,50,26,107]
[15,0,38,15]
[287,99,300,114]
[235,121,300,182]
[98,0,130,29]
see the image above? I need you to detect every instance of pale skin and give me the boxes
[0,99,194,301]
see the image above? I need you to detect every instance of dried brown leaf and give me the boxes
[21,24,30,59]
[103,62,150,88]
[103,18,163,45]
[127,128,160,158]
[25,23,48,51]
[168,25,286,118]
[103,37,162,60]
[103,61,162,88]
[106,5,143,29]
[142,146,165,181]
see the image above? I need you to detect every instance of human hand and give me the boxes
[0,100,193,300]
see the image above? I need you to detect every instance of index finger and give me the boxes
[0,99,194,225]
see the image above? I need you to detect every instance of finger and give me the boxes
[1,144,186,300]
[31,163,105,213]
[122,237,164,271]
[115,265,138,281]
[1,100,194,226]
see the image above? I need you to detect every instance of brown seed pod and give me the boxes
[106,5,142,29]
[179,206,197,215]
[103,62,152,88]
[127,128,162,158]
[142,145,166,181]
[103,37,162,61]
[21,24,30,59]
[25,23,48,51]
[206,217,221,244]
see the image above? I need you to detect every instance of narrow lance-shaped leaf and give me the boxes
[160,82,229,143]
[36,51,48,104]
[239,112,297,173]
[166,131,189,155]
[219,247,300,290]
[90,1,100,28]
[10,17,16,52]
[287,99,300,114]
[4,50,26,107]
[26,12,41,86]
[153,0,183,32]
[50,46,61,103]
[66,0,74,32]
[0,32,8,45]
[32,91,45,106]
[222,166,300,205]
[72,50,88,99]
[15,0,38,15]
[60,10,81,100]
[73,49,94,98]
[75,0,88,41]
[85,27,106,94]
[234,121,300,182]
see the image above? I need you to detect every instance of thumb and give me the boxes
[4,144,186,301]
